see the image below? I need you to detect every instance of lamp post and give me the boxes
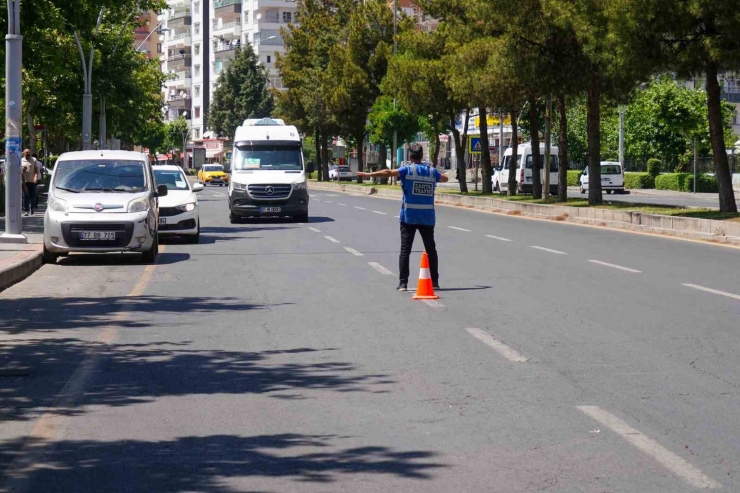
[2,0,25,243]
[73,8,104,151]
[181,112,192,169]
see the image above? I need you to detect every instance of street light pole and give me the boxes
[392,0,398,184]
[2,0,26,243]
[73,8,104,150]
[618,104,625,172]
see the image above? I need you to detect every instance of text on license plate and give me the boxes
[260,207,281,213]
[79,231,116,240]
[602,178,611,182]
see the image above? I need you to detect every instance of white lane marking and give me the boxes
[577,406,721,489]
[344,247,364,257]
[588,260,642,273]
[486,235,512,242]
[372,210,387,215]
[448,226,471,232]
[465,328,528,363]
[369,262,393,275]
[338,203,348,206]
[212,192,226,197]
[423,299,445,309]
[683,283,740,301]
[324,236,340,243]
[308,227,321,233]
[531,246,567,255]
[324,200,333,204]
[354,206,367,210]
[393,215,400,219]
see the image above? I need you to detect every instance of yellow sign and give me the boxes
[475,115,512,127]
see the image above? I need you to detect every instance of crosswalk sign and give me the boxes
[468,136,482,155]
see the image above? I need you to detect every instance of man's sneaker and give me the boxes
[433,282,440,290]
[397,282,408,292]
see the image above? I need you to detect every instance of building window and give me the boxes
[265,10,279,23]
[282,11,292,23]
[156,43,162,53]
[194,85,200,98]
[195,107,201,119]
[194,43,200,56]
[194,23,200,36]
[266,55,271,64]
[194,128,200,139]
[194,1,200,14]
[194,64,200,77]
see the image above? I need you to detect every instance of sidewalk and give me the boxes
[0,203,46,292]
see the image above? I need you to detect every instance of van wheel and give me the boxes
[42,245,58,264]
[230,213,241,224]
[295,212,309,223]
[142,236,158,264]
[580,187,585,194]
[494,181,499,192]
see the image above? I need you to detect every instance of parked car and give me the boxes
[499,143,559,195]
[328,165,339,180]
[198,164,229,186]
[154,164,203,243]
[580,161,625,194]
[492,166,503,191]
[43,150,167,264]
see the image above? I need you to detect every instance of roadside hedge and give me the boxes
[655,173,718,193]
[567,170,581,187]
[624,172,655,189]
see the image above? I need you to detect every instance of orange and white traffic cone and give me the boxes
[412,251,439,300]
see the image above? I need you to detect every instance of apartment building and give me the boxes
[160,0,296,141]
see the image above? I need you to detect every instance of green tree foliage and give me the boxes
[367,96,420,152]
[208,46,273,139]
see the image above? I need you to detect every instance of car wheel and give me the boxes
[295,212,309,223]
[229,212,241,224]
[189,225,200,244]
[494,181,499,192]
[580,187,585,194]
[141,235,158,264]
[42,245,58,264]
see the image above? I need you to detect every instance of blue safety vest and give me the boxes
[399,163,440,226]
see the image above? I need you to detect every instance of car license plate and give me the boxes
[602,178,610,182]
[79,231,116,241]
[159,217,166,225]
[260,207,281,213]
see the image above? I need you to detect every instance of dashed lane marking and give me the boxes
[338,203,348,206]
[486,235,512,242]
[682,283,740,301]
[324,236,340,243]
[354,206,367,210]
[423,299,445,309]
[344,247,364,257]
[588,260,642,273]
[448,226,471,232]
[368,262,393,275]
[324,200,333,204]
[465,328,528,363]
[308,227,321,233]
[577,406,721,489]
[530,246,567,255]
[372,210,387,215]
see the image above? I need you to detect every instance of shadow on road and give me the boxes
[52,251,191,266]
[436,285,492,292]
[1,433,446,492]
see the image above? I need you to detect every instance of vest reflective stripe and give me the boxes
[409,166,436,182]
[404,203,435,210]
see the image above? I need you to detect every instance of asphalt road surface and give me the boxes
[1,185,739,492]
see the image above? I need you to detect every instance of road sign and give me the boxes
[468,136,482,155]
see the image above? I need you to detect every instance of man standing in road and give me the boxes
[358,144,449,291]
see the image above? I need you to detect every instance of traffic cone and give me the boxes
[412,251,439,300]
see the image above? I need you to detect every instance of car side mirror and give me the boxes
[192,183,204,192]
[157,184,168,197]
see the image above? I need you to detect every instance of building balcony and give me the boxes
[213,20,242,39]
[214,0,242,13]
[168,12,191,26]
[255,0,296,9]
[214,43,240,58]
[167,54,192,67]
[167,95,192,110]
[168,31,192,45]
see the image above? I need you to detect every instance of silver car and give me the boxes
[43,150,168,264]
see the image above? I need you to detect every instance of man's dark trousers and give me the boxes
[399,222,438,284]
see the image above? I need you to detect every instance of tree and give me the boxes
[367,96,421,170]
[208,45,274,139]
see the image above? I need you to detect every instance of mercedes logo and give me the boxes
[265,186,275,196]
[94,203,103,212]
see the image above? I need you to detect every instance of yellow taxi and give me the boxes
[197,164,229,187]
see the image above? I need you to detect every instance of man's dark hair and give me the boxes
[409,143,423,161]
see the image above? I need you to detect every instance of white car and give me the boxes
[43,150,166,264]
[153,165,203,243]
[580,161,625,194]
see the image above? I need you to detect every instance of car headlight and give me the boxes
[233,182,248,190]
[293,181,307,191]
[49,194,68,213]
[128,197,149,213]
[175,202,196,212]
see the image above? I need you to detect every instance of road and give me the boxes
[438,181,739,209]
[1,185,739,492]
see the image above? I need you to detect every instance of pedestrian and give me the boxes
[21,149,38,216]
[32,153,43,210]
[357,143,449,291]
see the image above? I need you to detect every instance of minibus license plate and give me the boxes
[260,207,281,213]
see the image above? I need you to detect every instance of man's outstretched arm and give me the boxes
[357,169,401,179]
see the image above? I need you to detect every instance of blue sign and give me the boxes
[468,136,482,154]
[6,136,21,153]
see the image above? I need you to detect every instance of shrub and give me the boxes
[307,171,318,180]
[624,172,655,189]
[647,158,662,177]
[654,173,718,193]
[567,170,581,187]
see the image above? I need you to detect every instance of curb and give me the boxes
[309,181,740,246]
[0,247,43,293]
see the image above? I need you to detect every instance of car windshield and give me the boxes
[233,144,303,171]
[154,169,189,191]
[202,165,224,172]
[53,160,147,193]
[601,164,622,175]
[525,155,559,172]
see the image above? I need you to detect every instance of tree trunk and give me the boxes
[314,127,322,180]
[479,107,493,194]
[356,131,365,184]
[432,132,440,169]
[450,111,469,194]
[378,144,387,170]
[587,72,603,205]
[528,98,542,199]
[706,63,738,213]
[320,132,330,182]
[508,110,519,195]
[557,94,569,202]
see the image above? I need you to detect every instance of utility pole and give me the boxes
[73,8,104,150]
[543,95,552,200]
[618,104,625,173]
[693,136,698,194]
[498,112,504,167]
[2,0,26,243]
[391,0,398,184]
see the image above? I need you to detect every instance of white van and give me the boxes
[227,117,309,223]
[497,143,559,195]
[579,161,625,194]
